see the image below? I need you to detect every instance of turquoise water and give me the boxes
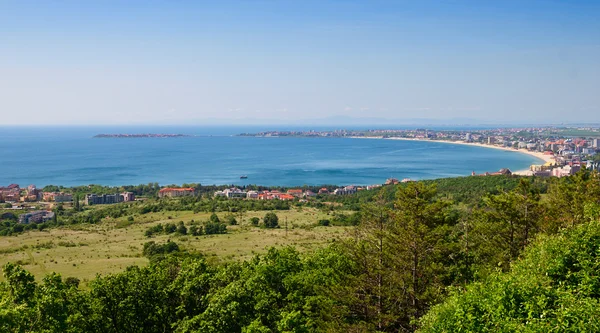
[0,126,541,187]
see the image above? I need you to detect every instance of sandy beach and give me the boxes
[382,137,554,176]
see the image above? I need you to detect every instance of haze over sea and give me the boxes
[0,126,541,187]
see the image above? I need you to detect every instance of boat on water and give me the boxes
[240,175,248,179]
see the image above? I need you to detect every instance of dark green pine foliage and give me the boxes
[338,183,455,332]
[419,219,600,332]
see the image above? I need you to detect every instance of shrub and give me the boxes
[164,223,177,233]
[142,240,180,257]
[263,212,279,228]
[317,219,330,226]
[176,222,187,235]
[189,225,203,236]
[226,215,237,225]
[205,221,227,235]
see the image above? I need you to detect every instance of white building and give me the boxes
[334,185,357,195]
[223,188,247,198]
[552,165,581,178]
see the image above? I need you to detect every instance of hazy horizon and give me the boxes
[1,1,599,125]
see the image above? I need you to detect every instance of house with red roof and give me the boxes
[287,189,303,197]
[158,187,196,198]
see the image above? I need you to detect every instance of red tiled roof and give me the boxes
[159,187,195,192]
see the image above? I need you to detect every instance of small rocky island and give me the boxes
[94,134,193,138]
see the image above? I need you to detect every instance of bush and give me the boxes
[317,219,330,226]
[142,241,180,257]
[226,215,237,225]
[145,224,164,237]
[65,277,80,288]
[263,212,279,228]
[176,222,187,235]
[164,223,177,233]
[189,225,203,236]
[250,217,260,226]
[205,222,227,235]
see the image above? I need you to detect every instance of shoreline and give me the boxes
[350,136,553,176]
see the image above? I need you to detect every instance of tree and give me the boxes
[340,183,452,332]
[3,262,37,304]
[204,221,227,235]
[189,225,203,236]
[225,214,237,225]
[177,221,187,235]
[263,212,279,228]
[73,194,80,211]
[419,220,600,333]
[471,179,544,271]
[164,223,177,233]
[546,168,600,231]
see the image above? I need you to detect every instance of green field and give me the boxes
[0,208,350,286]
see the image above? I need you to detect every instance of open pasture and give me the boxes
[0,207,351,285]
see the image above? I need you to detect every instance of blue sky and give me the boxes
[1,0,599,125]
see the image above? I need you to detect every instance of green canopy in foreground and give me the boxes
[419,220,600,332]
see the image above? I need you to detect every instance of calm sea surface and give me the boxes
[0,126,541,187]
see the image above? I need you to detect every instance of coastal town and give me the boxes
[3,126,600,224]
[0,178,412,225]
[241,126,600,177]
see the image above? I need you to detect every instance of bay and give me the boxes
[0,126,540,187]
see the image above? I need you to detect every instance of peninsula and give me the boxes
[94,133,192,138]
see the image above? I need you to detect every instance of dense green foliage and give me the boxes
[419,219,600,332]
[0,247,353,332]
[263,211,279,228]
[2,170,600,332]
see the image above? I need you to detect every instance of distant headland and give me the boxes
[93,134,193,138]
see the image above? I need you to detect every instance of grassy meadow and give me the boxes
[0,207,351,286]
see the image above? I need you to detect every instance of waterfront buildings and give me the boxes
[158,187,196,198]
[84,192,135,205]
[287,189,304,197]
[18,210,55,224]
[256,191,295,200]
[334,185,357,195]
[552,165,581,178]
[122,192,135,202]
[303,190,317,198]
[43,192,73,202]
[85,193,124,205]
[214,188,247,198]
[471,168,513,177]
[0,184,20,202]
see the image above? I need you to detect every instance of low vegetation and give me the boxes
[1,170,599,332]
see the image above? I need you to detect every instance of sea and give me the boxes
[0,126,542,187]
